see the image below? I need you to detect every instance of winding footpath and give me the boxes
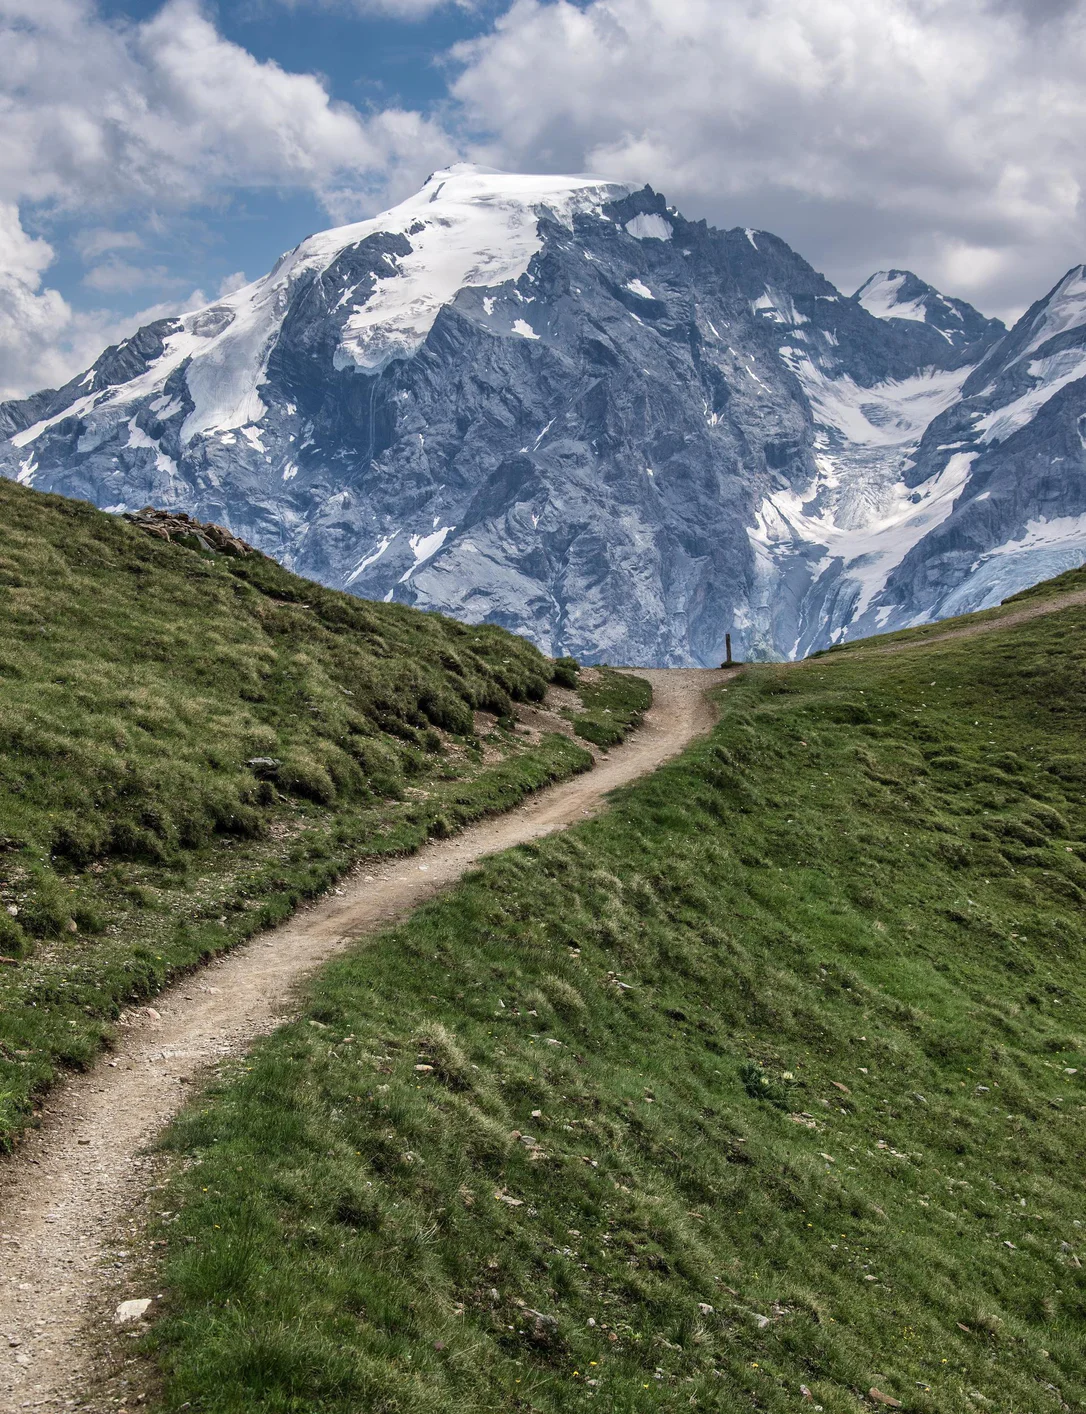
[0,668,729,1412]
[4,586,1084,1410]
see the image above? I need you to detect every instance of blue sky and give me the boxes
[102,0,481,111]
[2,0,1084,399]
[41,0,490,326]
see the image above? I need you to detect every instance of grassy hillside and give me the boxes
[813,564,1086,657]
[0,481,648,1146]
[145,589,1085,1413]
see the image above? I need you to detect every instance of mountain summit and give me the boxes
[2,166,1083,663]
[853,269,1002,357]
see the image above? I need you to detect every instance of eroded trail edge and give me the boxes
[0,668,729,1412]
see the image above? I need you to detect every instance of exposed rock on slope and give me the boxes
[124,507,258,556]
[874,265,1086,622]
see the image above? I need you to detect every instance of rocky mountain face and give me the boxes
[878,266,1086,621]
[2,165,1083,664]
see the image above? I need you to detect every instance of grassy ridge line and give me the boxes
[812,563,1086,657]
[1003,562,1086,605]
[146,598,1085,1412]
[0,479,650,1148]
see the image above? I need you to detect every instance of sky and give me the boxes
[1,0,1085,399]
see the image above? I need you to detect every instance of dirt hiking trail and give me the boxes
[3,584,1083,1410]
[0,667,730,1412]
[845,587,1086,658]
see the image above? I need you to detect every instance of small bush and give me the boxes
[552,656,580,689]
[277,753,337,805]
[0,911,30,959]
[20,867,74,939]
[739,1060,797,1110]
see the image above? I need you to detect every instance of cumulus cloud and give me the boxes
[0,211,205,399]
[267,0,461,15]
[7,0,1084,399]
[217,271,250,298]
[451,0,1086,319]
[0,0,456,396]
[0,0,454,213]
[0,204,72,398]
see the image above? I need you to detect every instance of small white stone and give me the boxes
[113,1298,152,1326]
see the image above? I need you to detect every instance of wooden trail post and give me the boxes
[725,633,733,666]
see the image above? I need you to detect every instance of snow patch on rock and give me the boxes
[331,167,625,373]
[345,531,398,585]
[856,272,927,323]
[1020,265,1086,359]
[400,525,454,582]
[625,213,672,241]
[751,451,977,630]
[978,348,1086,444]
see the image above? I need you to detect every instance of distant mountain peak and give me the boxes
[28,167,635,452]
[855,269,944,322]
[853,269,1003,355]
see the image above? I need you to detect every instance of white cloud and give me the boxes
[217,271,250,298]
[269,0,459,15]
[0,218,207,400]
[0,0,456,397]
[451,0,1086,320]
[0,205,74,398]
[0,204,55,289]
[0,0,455,213]
[8,0,1083,403]
[74,229,146,261]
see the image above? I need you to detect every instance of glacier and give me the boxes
[1,165,1084,665]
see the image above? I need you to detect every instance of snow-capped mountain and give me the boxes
[853,269,1003,358]
[1,164,1081,664]
[871,265,1086,620]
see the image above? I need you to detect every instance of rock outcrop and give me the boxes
[123,507,259,557]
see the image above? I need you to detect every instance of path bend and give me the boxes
[0,667,730,1413]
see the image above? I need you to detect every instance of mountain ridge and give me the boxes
[2,164,1083,664]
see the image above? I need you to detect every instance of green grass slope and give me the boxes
[148,590,1085,1414]
[0,480,648,1146]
